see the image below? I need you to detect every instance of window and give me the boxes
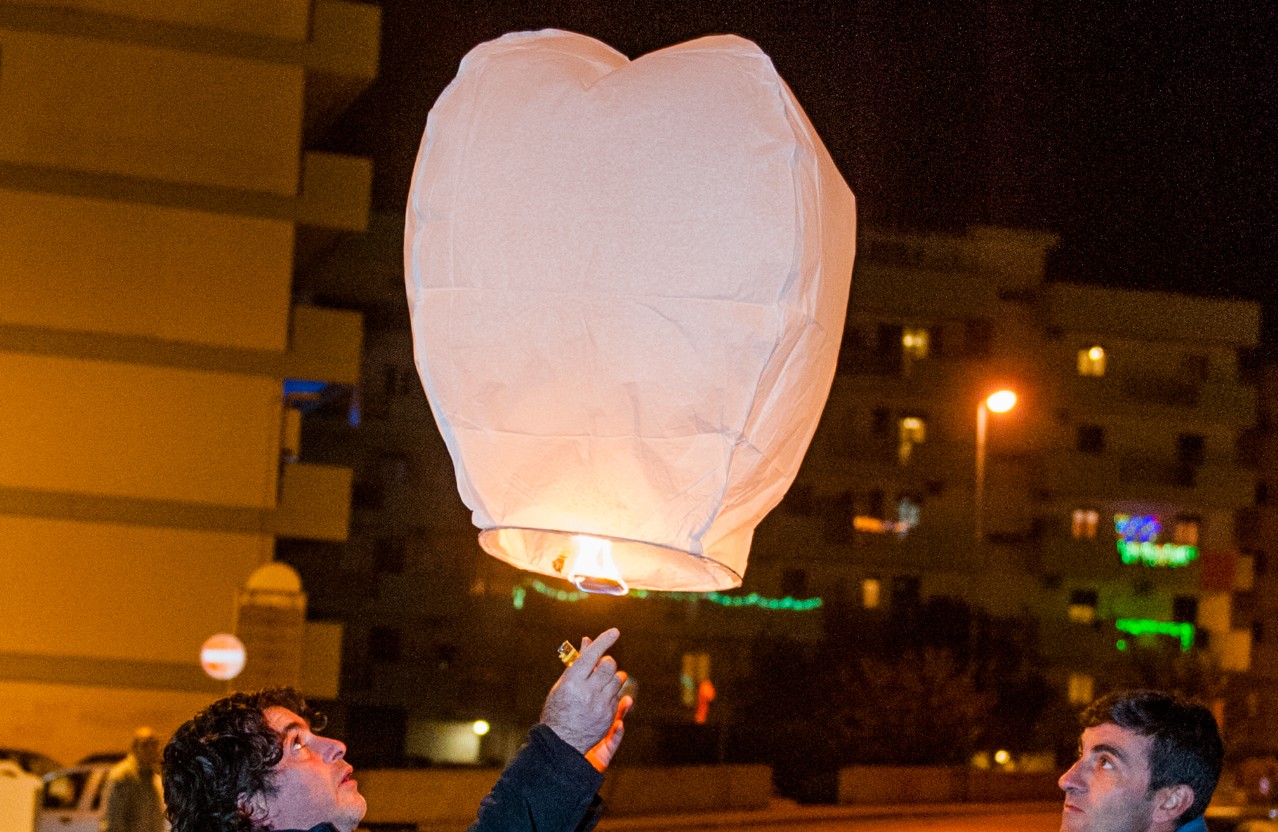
[780,569,808,598]
[902,327,929,360]
[1171,595,1198,624]
[1172,516,1200,546]
[964,319,992,359]
[1077,425,1105,454]
[373,537,407,575]
[821,492,853,544]
[876,323,904,374]
[890,575,921,609]
[368,626,402,663]
[680,652,711,707]
[862,578,881,609]
[1177,434,1205,467]
[1256,550,1268,577]
[1078,345,1107,376]
[1068,589,1098,624]
[1068,672,1095,706]
[871,406,891,436]
[898,416,926,464]
[1253,620,1265,645]
[866,489,886,520]
[42,771,90,810]
[1072,509,1099,540]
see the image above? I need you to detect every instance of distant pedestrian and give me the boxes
[1059,689,1223,832]
[102,727,167,832]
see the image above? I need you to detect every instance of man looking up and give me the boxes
[1059,689,1223,832]
[163,628,631,832]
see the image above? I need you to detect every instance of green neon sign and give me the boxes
[1114,618,1195,652]
[1117,540,1198,567]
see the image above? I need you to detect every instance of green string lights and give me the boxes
[517,578,822,611]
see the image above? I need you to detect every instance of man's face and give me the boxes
[1059,723,1159,832]
[248,706,367,832]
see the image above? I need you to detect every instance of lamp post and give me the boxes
[975,389,1017,542]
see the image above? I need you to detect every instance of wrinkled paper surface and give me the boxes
[406,30,855,591]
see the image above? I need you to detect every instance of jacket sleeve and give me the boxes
[466,724,606,832]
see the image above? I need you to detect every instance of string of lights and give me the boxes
[514,578,823,611]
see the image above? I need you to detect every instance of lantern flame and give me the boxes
[566,535,629,596]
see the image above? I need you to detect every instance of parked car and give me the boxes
[0,748,62,777]
[36,763,112,832]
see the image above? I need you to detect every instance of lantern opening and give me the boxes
[565,535,629,596]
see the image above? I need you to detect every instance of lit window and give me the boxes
[1072,509,1099,540]
[1068,589,1098,624]
[902,327,929,360]
[1078,345,1106,376]
[1173,518,1200,546]
[680,652,711,707]
[1068,672,1095,705]
[862,578,881,609]
[898,416,926,465]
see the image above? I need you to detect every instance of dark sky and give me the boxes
[326,0,1277,337]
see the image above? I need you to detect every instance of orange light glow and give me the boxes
[694,679,716,724]
[566,535,629,596]
[985,389,1017,413]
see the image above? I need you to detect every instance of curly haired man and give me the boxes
[163,629,630,832]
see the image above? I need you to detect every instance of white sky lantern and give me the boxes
[405,30,855,592]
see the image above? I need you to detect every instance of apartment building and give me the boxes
[0,0,377,761]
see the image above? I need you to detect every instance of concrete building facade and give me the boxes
[0,0,377,762]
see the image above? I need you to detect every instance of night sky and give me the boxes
[325,0,1277,337]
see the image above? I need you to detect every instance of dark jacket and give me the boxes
[279,724,604,832]
[468,724,606,832]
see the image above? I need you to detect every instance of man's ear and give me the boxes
[239,791,269,828]
[1150,783,1195,827]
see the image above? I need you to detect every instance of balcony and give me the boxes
[1044,450,1254,507]
[1060,374,1256,425]
[274,461,353,541]
[285,306,363,385]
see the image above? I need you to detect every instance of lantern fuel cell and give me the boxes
[558,641,579,667]
[406,29,855,593]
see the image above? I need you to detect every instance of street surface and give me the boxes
[599,803,1063,832]
[735,810,1061,831]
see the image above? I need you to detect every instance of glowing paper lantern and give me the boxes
[406,30,855,591]
[200,633,246,681]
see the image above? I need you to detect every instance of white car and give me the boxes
[36,764,111,832]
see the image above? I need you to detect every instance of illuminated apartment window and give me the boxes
[898,416,926,465]
[1068,589,1098,624]
[1068,672,1095,705]
[680,652,711,707]
[1078,345,1107,377]
[862,578,882,609]
[1072,509,1099,540]
[902,327,929,360]
[1172,517,1200,546]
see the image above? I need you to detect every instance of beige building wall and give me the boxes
[0,0,376,761]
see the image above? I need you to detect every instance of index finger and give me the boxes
[573,627,619,673]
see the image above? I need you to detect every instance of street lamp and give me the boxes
[975,389,1017,542]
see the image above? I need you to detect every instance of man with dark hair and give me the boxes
[163,629,630,832]
[1059,689,1224,832]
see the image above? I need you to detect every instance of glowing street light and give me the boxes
[975,389,1017,542]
